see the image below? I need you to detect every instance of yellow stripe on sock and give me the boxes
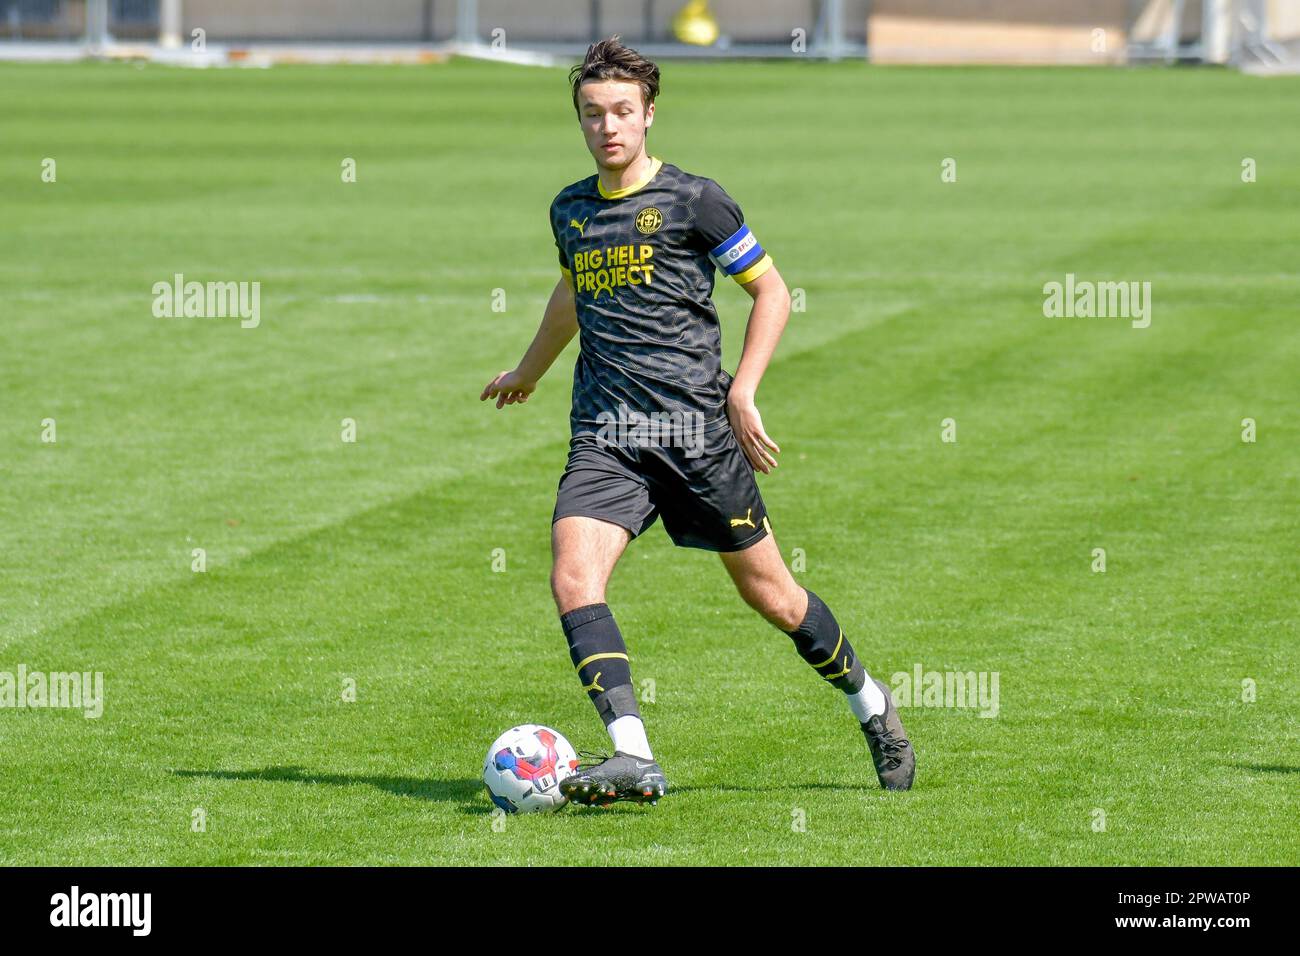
[813,630,844,668]
[574,651,629,672]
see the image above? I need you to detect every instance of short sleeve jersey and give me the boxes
[548,158,774,437]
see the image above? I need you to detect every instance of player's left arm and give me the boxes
[691,178,790,474]
[728,265,790,474]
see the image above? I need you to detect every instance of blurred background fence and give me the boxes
[1,0,1296,69]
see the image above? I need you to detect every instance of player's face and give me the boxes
[577,80,654,171]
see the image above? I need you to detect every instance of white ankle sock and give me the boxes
[608,715,653,760]
[847,675,887,722]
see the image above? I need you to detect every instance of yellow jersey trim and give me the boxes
[733,253,773,286]
[598,156,663,200]
[560,265,574,290]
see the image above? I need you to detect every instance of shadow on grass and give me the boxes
[171,766,484,806]
[1233,763,1300,774]
[670,782,888,795]
[170,768,907,819]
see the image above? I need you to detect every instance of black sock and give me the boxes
[560,603,640,726]
[784,589,866,694]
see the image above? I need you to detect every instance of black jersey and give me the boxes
[549,158,774,438]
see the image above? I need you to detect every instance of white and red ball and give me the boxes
[483,724,579,813]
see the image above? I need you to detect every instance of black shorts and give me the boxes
[552,421,771,552]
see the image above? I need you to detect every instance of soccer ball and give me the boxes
[483,724,579,813]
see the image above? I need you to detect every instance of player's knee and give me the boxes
[550,563,602,614]
[770,594,807,632]
[743,582,804,631]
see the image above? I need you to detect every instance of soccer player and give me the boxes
[480,37,914,805]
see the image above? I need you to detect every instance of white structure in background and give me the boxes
[159,0,182,49]
[0,0,1293,72]
[1128,0,1297,67]
[82,0,109,51]
[1232,0,1298,70]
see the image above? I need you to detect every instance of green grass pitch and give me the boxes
[1,57,1297,865]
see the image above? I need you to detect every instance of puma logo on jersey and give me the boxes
[730,508,756,529]
[569,217,589,235]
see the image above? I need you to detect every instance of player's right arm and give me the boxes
[479,275,578,409]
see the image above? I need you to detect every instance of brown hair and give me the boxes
[569,36,660,114]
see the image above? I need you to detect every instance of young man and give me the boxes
[480,37,914,805]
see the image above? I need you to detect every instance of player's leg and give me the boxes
[649,419,915,791]
[551,515,668,804]
[717,531,874,697]
[719,532,916,791]
[551,515,642,745]
[551,514,629,615]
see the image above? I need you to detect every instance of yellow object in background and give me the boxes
[673,0,720,47]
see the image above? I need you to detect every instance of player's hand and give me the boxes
[480,369,536,409]
[726,393,780,474]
